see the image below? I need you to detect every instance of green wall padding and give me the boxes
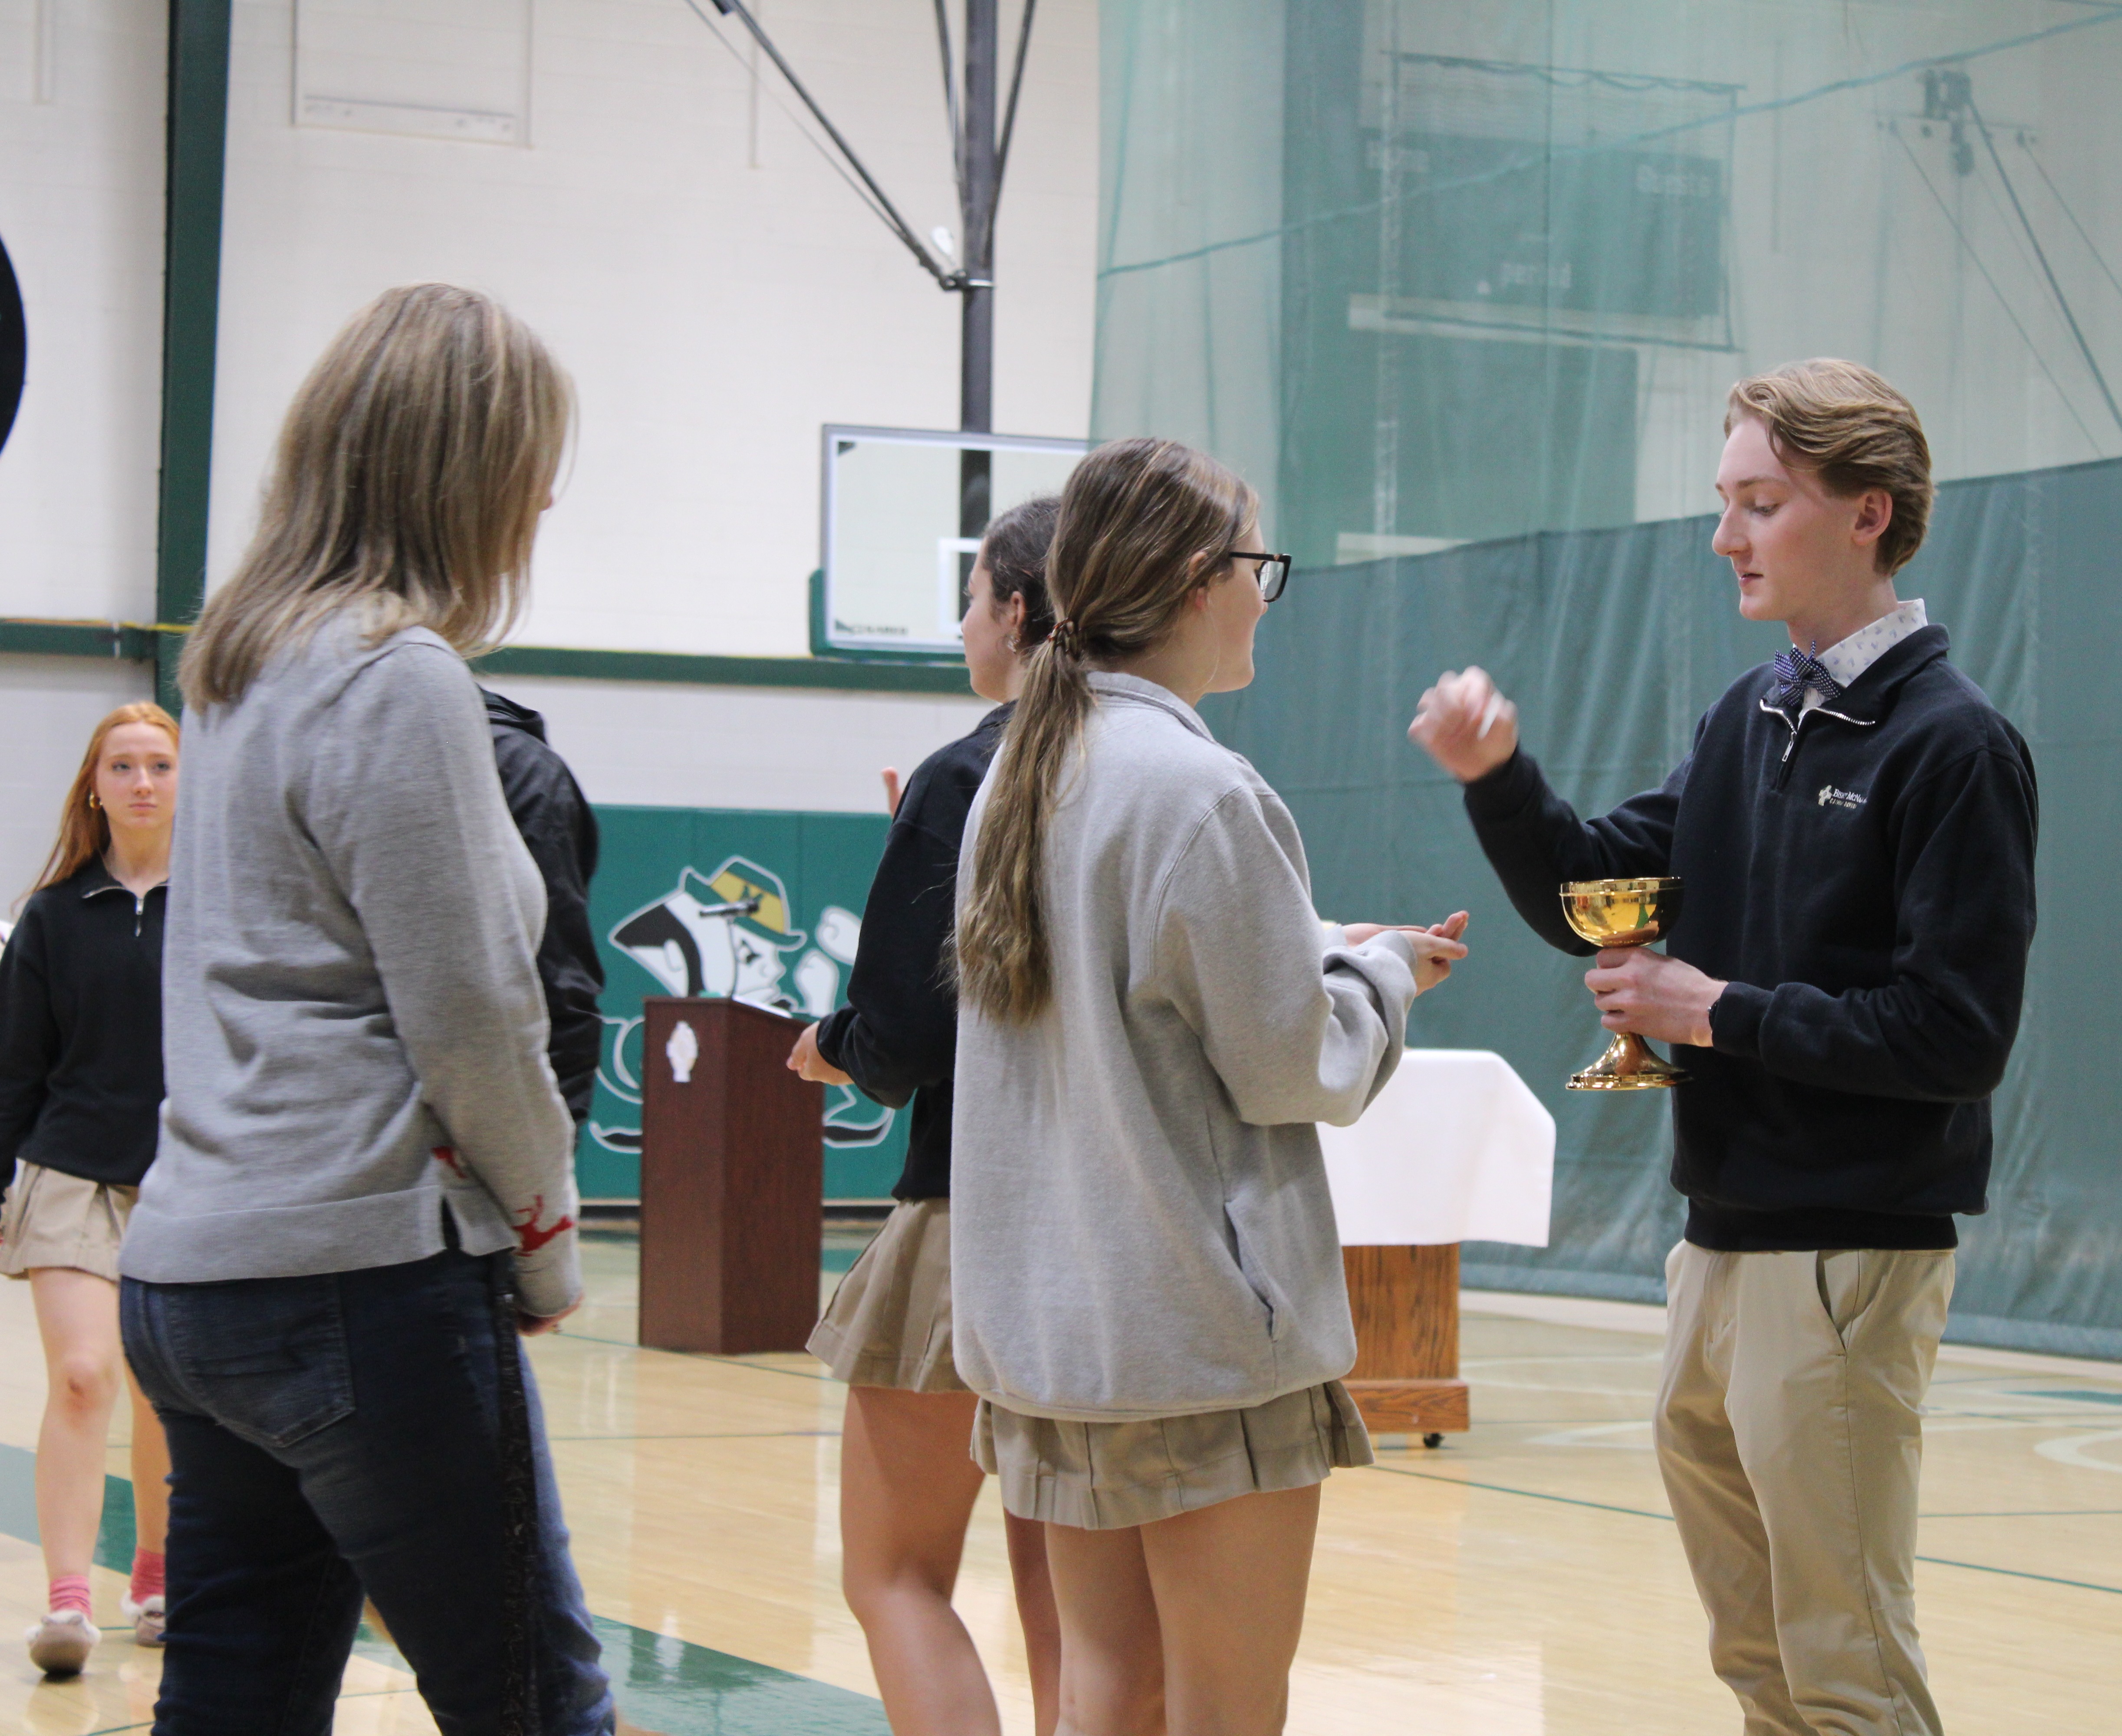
[578,806,902,1203]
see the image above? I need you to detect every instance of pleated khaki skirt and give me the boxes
[0,1162,137,1282]
[808,1197,970,1393]
[974,1380,1375,1530]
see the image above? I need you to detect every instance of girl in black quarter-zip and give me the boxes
[786,496,1066,1736]
[0,704,180,1673]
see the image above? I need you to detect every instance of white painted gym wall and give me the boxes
[0,4,161,907]
[212,0,1097,656]
[0,0,1091,902]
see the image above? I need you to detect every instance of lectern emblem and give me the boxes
[665,1019,699,1085]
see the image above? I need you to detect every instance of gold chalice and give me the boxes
[1560,877,1688,1091]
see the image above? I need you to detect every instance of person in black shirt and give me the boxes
[0,705,181,1671]
[788,496,1063,1736]
[482,689,604,1125]
[1410,362,2037,1736]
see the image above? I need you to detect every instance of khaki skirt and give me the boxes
[0,1163,137,1282]
[808,1198,969,1393]
[974,1380,1375,1530]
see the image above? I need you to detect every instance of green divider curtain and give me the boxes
[1200,458,2122,1358]
[1097,0,2122,1354]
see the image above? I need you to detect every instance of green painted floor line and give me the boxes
[2017,1388,2122,1406]
[0,1442,888,1735]
[1364,1458,2122,1597]
[0,1443,137,1576]
[1907,1555,2122,1598]
[560,1331,844,1384]
[1922,1508,2122,1519]
[549,1430,842,1443]
[1364,1459,1676,1524]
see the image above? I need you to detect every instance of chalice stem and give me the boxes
[1569,1029,1689,1091]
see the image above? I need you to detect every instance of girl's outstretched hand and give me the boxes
[1341,911,1471,993]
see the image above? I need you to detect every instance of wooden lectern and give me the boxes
[638,996,822,1354]
[1341,1245,1469,1442]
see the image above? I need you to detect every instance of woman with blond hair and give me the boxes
[0,704,180,1673]
[118,284,612,1734]
[951,437,1469,1735]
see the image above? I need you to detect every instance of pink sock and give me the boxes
[47,1574,91,1618]
[130,1549,166,1604]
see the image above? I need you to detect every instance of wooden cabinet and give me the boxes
[1341,1244,1469,1438]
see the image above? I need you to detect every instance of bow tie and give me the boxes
[1773,643,1843,710]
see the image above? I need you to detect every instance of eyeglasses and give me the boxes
[1230,550,1293,603]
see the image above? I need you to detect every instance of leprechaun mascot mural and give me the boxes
[592,856,892,1162]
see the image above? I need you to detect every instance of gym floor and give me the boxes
[0,1226,2115,1733]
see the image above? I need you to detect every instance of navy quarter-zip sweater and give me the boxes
[0,862,166,1195]
[1463,624,2038,1251]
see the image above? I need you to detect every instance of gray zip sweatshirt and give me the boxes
[950,674,1417,1422]
[122,618,582,1318]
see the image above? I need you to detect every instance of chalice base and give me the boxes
[1568,1031,1688,1092]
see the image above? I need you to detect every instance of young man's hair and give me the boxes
[1725,359,1934,575]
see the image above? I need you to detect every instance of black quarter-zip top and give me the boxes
[0,860,168,1194]
[1464,625,2039,1252]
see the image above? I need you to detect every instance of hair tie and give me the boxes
[1049,618,1083,657]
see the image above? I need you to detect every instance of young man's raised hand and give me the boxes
[1409,667,1519,783]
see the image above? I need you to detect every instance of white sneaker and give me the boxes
[25,1608,99,1675]
[120,1593,166,1648]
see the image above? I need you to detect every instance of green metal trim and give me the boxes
[0,619,162,662]
[472,641,975,695]
[0,613,974,696]
[155,0,233,713]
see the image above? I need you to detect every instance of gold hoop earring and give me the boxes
[87,793,100,810]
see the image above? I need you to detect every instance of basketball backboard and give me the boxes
[819,425,1089,658]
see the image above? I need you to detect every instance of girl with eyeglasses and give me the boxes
[951,437,1469,1734]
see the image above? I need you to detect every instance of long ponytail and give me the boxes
[956,438,1254,1023]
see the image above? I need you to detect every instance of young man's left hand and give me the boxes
[1585,948,1727,1048]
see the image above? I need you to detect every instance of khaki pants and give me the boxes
[1657,1242,1954,1736]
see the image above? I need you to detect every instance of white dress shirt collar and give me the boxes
[1799,598,1928,712]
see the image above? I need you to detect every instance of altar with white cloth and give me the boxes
[1316,1049,1556,1440]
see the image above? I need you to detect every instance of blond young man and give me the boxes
[1411,361,2038,1734]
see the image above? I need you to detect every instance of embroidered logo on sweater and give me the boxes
[1818,784,1868,810]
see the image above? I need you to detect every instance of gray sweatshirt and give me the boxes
[122,618,582,1318]
[950,674,1417,1422]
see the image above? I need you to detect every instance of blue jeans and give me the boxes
[122,1246,614,1736]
